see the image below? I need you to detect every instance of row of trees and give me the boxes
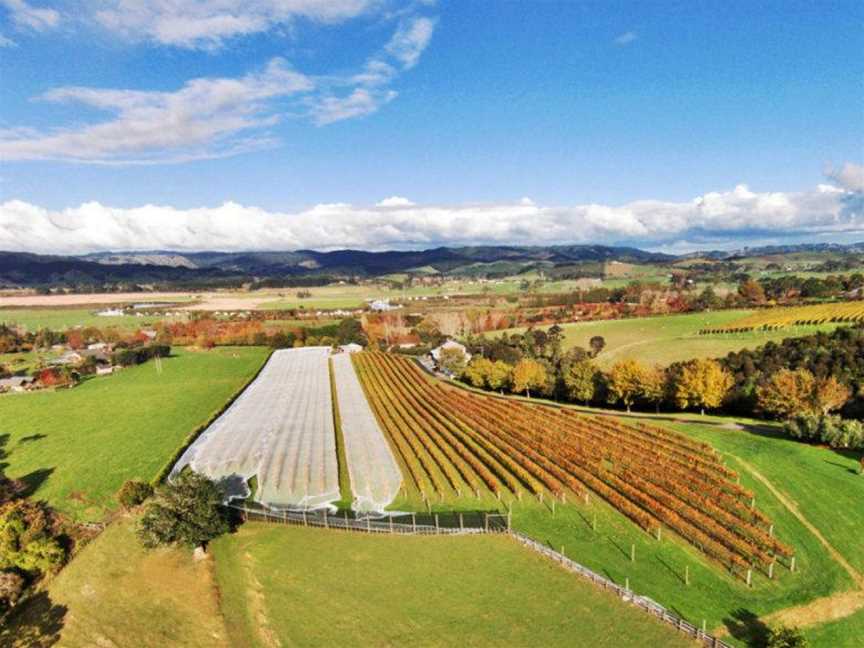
[456,325,864,449]
[461,354,735,416]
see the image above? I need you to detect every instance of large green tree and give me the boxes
[137,471,230,550]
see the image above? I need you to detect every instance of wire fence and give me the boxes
[510,531,734,648]
[231,504,732,648]
[228,504,510,535]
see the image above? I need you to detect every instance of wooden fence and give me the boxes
[232,505,733,648]
[510,531,734,648]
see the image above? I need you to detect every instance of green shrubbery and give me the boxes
[784,414,864,450]
[116,480,154,509]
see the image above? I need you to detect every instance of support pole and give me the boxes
[685,565,690,586]
[412,513,417,533]
[630,544,636,562]
[435,514,439,534]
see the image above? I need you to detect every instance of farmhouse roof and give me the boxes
[430,339,471,362]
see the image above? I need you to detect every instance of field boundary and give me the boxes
[229,504,509,535]
[511,531,734,648]
[233,505,733,647]
[151,348,274,486]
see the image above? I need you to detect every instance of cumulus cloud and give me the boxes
[827,162,864,192]
[0,11,437,164]
[94,0,375,49]
[1,179,861,254]
[613,31,637,46]
[0,0,59,31]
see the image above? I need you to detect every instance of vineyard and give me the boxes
[700,301,864,334]
[352,352,794,581]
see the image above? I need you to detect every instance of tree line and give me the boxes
[452,325,864,451]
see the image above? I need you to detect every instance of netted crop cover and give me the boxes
[332,353,403,512]
[172,347,340,510]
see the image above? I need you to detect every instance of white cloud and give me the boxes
[613,31,637,46]
[0,33,16,46]
[377,196,415,207]
[311,87,397,126]
[826,162,864,192]
[95,0,375,49]
[0,0,59,31]
[385,16,436,69]
[0,7,437,163]
[1,178,861,254]
[0,59,313,164]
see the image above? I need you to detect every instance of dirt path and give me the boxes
[721,454,864,631]
[732,455,863,589]
[243,552,282,648]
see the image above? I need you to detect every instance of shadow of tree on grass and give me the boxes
[0,592,67,648]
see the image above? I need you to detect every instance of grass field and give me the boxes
[212,523,697,648]
[0,307,171,331]
[804,607,864,647]
[503,310,839,367]
[0,346,268,521]
[0,517,229,648]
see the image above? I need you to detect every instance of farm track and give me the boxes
[715,455,864,634]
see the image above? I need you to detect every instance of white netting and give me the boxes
[332,353,403,513]
[172,347,340,510]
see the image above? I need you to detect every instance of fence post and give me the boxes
[507,511,511,531]
[303,509,308,526]
[389,515,394,534]
[685,565,689,586]
[344,510,349,527]
[435,514,440,534]
[459,513,463,531]
[484,513,488,532]
[324,509,329,529]
[367,517,371,533]
[412,513,416,533]
[630,544,636,562]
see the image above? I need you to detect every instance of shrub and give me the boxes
[0,500,66,576]
[783,414,864,449]
[766,625,808,648]
[116,480,154,509]
[0,570,25,610]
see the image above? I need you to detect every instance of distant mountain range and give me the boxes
[1,242,862,288]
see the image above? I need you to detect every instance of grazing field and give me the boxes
[701,301,864,333]
[505,310,839,367]
[353,353,789,581]
[173,347,340,510]
[331,353,403,512]
[212,522,697,648]
[0,307,171,331]
[0,517,229,648]
[804,607,864,648]
[0,346,268,521]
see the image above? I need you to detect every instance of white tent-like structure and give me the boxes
[331,353,403,513]
[172,347,340,511]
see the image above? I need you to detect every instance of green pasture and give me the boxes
[804,607,864,648]
[500,310,840,367]
[0,517,230,648]
[0,346,268,521]
[213,523,696,648]
[0,307,173,331]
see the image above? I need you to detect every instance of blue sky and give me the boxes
[0,0,862,253]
